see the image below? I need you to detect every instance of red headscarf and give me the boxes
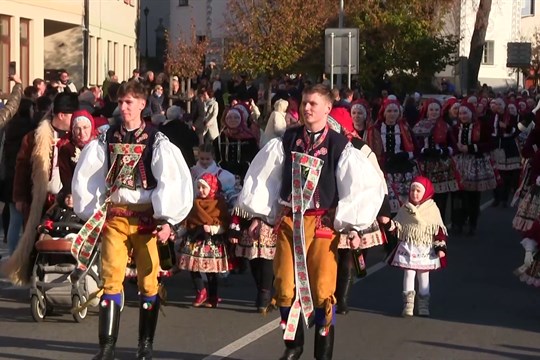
[57,109,96,148]
[458,102,477,123]
[377,98,402,123]
[329,106,355,136]
[418,98,442,121]
[351,99,371,118]
[198,173,221,199]
[442,97,458,117]
[223,103,256,141]
[410,176,435,204]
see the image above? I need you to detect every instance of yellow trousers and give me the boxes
[274,215,339,307]
[101,204,159,296]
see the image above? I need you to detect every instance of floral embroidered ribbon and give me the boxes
[283,151,323,341]
[71,143,145,270]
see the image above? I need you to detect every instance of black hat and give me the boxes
[53,93,79,114]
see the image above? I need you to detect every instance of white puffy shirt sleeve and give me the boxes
[237,138,284,224]
[334,143,386,232]
[151,133,194,224]
[72,138,108,221]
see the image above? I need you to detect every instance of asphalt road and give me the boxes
[0,201,539,360]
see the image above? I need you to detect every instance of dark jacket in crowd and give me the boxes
[158,119,199,167]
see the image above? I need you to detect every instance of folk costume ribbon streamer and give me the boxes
[283,152,324,341]
[71,143,145,270]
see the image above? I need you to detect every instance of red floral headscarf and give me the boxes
[197,173,221,199]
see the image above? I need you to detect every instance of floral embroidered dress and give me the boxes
[177,174,231,273]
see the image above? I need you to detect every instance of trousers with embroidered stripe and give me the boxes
[274,215,338,312]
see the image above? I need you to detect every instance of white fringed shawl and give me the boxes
[394,199,447,247]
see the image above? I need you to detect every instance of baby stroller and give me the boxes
[30,221,101,322]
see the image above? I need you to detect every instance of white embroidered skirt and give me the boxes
[390,241,441,271]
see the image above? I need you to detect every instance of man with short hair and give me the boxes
[57,70,77,93]
[32,78,46,97]
[72,81,193,360]
[237,84,385,359]
[129,68,142,83]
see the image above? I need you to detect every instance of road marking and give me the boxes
[202,318,281,360]
[202,260,386,360]
[205,198,497,359]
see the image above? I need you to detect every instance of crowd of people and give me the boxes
[1,66,540,360]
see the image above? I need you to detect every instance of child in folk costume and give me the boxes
[191,143,238,207]
[177,173,231,308]
[388,176,447,317]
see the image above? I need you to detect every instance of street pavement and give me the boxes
[0,201,540,359]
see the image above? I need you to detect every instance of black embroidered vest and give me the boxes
[105,123,158,190]
[280,126,349,209]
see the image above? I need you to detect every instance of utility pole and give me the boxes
[336,0,344,89]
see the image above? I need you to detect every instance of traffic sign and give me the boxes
[507,42,532,68]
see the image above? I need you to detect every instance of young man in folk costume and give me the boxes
[1,92,79,285]
[72,81,193,360]
[237,84,385,360]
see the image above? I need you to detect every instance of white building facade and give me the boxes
[168,0,228,66]
[439,0,522,93]
[0,0,138,92]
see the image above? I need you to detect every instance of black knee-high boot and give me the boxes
[314,325,335,360]
[280,321,304,360]
[93,299,121,360]
[136,298,160,360]
[335,249,353,315]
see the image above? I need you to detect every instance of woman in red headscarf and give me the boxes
[177,173,231,308]
[350,99,373,138]
[442,97,460,127]
[451,102,496,235]
[214,103,260,179]
[489,98,521,207]
[366,98,418,213]
[57,109,97,193]
[412,99,458,221]
[387,176,447,317]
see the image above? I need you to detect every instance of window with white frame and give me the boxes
[482,40,494,65]
[522,0,535,16]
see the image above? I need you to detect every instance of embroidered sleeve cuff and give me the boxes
[210,225,223,235]
[229,222,242,239]
[433,239,447,253]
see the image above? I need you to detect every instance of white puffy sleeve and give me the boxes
[334,143,386,232]
[359,143,388,195]
[237,138,284,224]
[151,133,194,224]
[72,138,108,221]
